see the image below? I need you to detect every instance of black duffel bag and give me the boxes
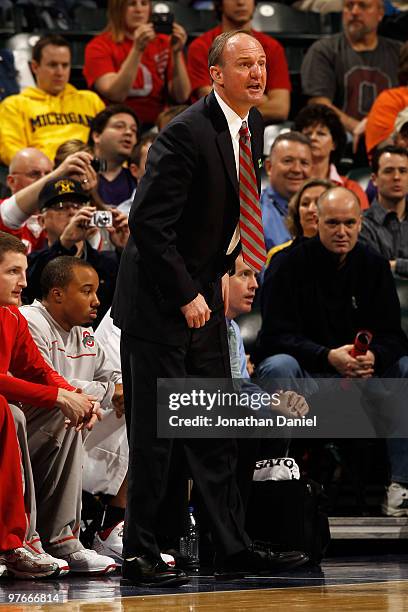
[246,478,331,565]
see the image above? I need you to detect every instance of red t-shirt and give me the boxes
[0,200,46,254]
[84,31,174,125]
[0,306,74,409]
[187,26,291,101]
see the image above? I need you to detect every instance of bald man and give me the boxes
[113,30,310,585]
[7,148,53,195]
[257,185,408,378]
[256,186,408,515]
[0,148,94,253]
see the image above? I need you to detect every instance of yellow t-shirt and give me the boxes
[0,83,105,165]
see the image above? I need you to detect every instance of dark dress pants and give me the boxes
[120,306,250,560]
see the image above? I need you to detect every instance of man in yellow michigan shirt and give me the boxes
[0,35,105,165]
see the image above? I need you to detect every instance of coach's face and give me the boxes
[210,33,266,117]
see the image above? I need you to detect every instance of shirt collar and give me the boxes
[369,198,402,225]
[329,163,342,184]
[214,90,249,141]
[263,185,289,210]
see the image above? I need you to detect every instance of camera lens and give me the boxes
[91,158,101,173]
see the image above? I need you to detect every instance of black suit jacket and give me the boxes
[112,92,264,345]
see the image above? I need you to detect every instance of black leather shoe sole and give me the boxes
[214,549,309,579]
[122,573,190,587]
[259,553,309,573]
[214,569,247,581]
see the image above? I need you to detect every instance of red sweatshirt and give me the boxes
[0,305,74,409]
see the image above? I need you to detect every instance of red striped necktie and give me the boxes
[238,121,266,273]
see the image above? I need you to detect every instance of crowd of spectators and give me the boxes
[0,0,407,580]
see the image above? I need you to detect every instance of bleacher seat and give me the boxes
[0,3,17,36]
[153,1,203,35]
[252,2,321,35]
[73,5,107,32]
[251,2,324,94]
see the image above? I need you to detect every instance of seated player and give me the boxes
[20,256,123,574]
[0,232,102,577]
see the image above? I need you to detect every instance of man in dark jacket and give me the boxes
[256,185,408,517]
[112,31,306,586]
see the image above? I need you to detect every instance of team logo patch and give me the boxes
[82,331,95,348]
[55,179,76,195]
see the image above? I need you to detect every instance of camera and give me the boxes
[151,12,174,35]
[350,330,373,357]
[90,157,107,173]
[88,211,113,228]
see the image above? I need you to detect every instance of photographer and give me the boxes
[24,178,126,326]
[54,137,131,250]
[84,0,191,130]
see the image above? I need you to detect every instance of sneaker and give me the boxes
[160,548,194,570]
[60,548,117,574]
[3,547,59,579]
[93,522,175,569]
[160,552,176,567]
[24,541,70,576]
[382,482,408,516]
[93,521,124,564]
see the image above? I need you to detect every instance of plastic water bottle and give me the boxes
[179,506,200,570]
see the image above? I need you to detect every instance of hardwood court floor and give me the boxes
[1,556,408,611]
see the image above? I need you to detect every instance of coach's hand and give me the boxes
[181,293,211,328]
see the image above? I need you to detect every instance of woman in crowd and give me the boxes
[294,104,369,209]
[83,0,191,130]
[263,178,334,314]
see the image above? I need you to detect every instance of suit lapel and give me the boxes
[207,93,264,197]
[216,131,239,197]
[207,92,239,198]
[248,108,264,194]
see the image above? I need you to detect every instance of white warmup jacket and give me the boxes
[20,300,126,495]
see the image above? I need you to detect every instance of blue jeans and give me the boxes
[256,354,408,484]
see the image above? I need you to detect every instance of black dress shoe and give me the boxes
[251,542,309,570]
[214,548,309,580]
[122,555,190,587]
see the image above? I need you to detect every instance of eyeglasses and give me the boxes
[12,170,51,180]
[107,121,138,135]
[42,201,86,212]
